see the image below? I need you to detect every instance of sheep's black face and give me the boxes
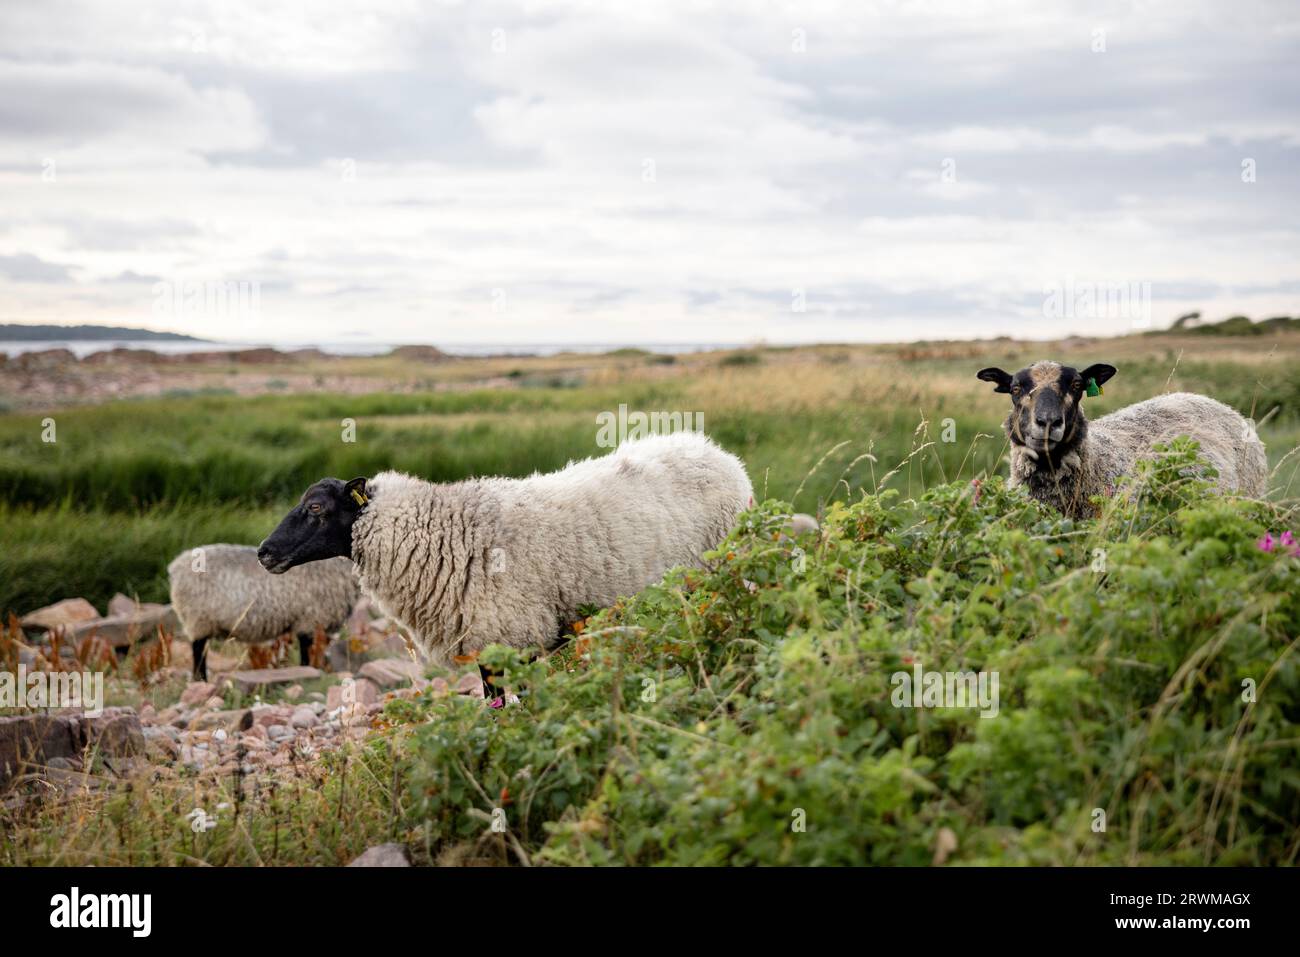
[258,477,369,574]
[976,361,1116,457]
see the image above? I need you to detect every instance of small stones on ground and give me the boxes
[8,613,452,805]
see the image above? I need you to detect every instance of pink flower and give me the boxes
[1258,531,1300,557]
[489,696,505,709]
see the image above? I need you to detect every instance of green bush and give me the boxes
[395,443,1299,865]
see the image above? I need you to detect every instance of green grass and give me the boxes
[5,443,1297,865]
[2,347,1298,617]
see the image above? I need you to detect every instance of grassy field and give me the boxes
[2,335,1298,867]
[2,336,1298,616]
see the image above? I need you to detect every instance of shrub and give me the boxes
[396,452,1298,865]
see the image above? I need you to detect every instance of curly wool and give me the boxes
[350,431,754,668]
[1008,391,1268,519]
[168,544,359,645]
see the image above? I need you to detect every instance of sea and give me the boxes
[0,340,741,360]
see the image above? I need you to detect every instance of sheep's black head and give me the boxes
[976,361,1116,456]
[258,477,369,574]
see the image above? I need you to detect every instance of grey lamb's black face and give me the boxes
[976,360,1116,453]
[258,476,369,573]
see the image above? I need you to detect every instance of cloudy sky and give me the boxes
[1,0,1298,346]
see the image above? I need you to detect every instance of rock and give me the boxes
[0,714,79,781]
[180,682,217,707]
[253,706,293,729]
[143,727,180,760]
[190,709,252,732]
[283,684,304,702]
[290,706,317,730]
[347,843,411,867]
[14,347,76,370]
[79,708,146,758]
[345,596,374,636]
[266,724,295,742]
[326,678,379,710]
[60,605,180,648]
[0,707,144,783]
[20,597,100,632]
[455,672,486,698]
[358,658,423,690]
[225,666,322,695]
[107,593,136,617]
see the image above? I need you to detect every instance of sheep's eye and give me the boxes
[1010,385,1022,397]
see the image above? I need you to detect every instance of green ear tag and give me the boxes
[1086,377,1102,397]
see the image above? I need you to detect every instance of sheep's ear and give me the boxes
[976,367,1013,394]
[1079,364,1117,392]
[344,476,370,508]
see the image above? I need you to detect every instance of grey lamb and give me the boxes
[168,544,359,680]
[976,360,1268,519]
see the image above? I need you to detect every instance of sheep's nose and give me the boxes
[1035,412,1063,430]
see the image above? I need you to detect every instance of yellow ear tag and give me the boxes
[350,488,369,506]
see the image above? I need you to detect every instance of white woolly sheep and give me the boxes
[976,360,1268,519]
[256,431,754,670]
[168,544,360,681]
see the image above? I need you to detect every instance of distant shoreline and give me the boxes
[0,323,204,343]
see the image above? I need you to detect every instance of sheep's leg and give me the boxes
[297,633,313,668]
[192,637,209,683]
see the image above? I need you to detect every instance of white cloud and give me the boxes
[0,0,1296,343]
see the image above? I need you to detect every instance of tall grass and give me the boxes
[2,345,1297,615]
